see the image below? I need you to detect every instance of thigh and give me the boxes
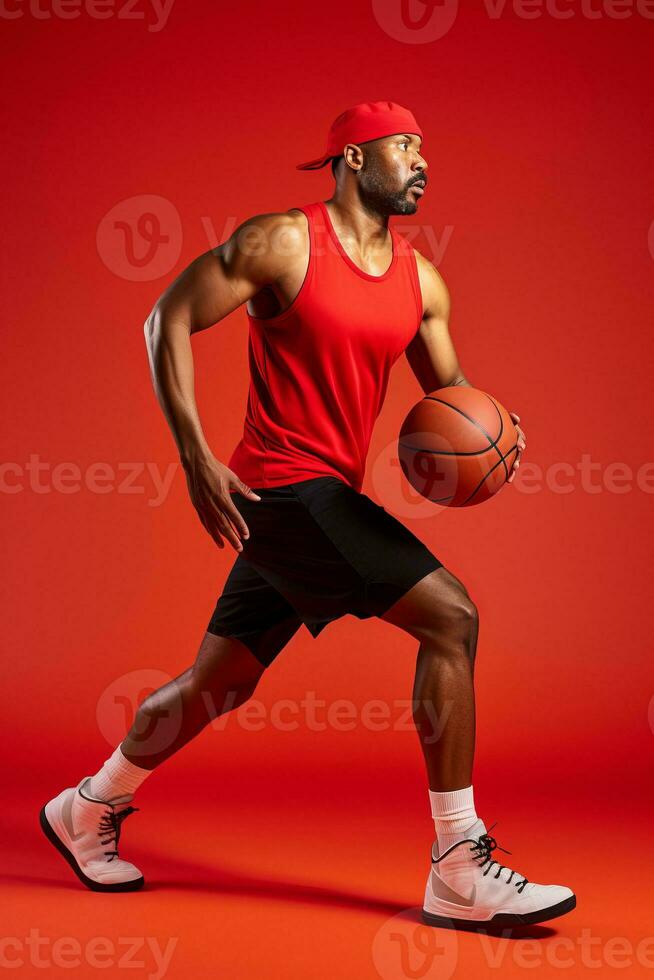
[207,554,303,668]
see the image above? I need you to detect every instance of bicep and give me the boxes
[149,216,280,335]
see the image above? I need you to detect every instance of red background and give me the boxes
[2,1,653,977]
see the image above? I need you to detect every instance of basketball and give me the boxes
[398,387,519,506]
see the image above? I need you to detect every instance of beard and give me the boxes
[357,157,420,216]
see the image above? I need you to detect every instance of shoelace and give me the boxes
[97,805,140,862]
[469,824,528,893]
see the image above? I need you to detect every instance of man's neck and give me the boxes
[323,193,391,254]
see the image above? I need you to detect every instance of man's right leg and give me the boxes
[120,631,267,770]
[40,625,294,891]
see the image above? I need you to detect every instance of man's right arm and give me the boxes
[143,212,295,552]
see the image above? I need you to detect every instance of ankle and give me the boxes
[88,745,152,803]
[429,785,478,840]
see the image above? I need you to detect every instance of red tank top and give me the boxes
[228,200,423,493]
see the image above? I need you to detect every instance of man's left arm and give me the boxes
[405,252,526,483]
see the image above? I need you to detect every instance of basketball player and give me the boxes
[41,102,575,928]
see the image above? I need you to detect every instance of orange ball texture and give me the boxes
[398,387,519,506]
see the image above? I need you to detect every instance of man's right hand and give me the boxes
[181,453,261,552]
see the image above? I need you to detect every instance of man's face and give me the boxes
[356,133,428,216]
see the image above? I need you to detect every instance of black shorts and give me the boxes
[207,476,442,667]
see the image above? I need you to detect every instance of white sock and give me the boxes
[87,745,153,803]
[429,785,479,851]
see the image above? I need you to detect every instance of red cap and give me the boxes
[296,101,423,171]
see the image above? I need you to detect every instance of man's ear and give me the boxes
[343,143,364,173]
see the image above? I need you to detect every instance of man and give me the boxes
[41,101,575,928]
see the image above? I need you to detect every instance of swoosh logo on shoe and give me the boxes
[61,789,86,842]
[430,871,477,908]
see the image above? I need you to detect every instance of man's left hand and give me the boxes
[507,412,526,484]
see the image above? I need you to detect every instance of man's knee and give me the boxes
[422,579,479,652]
[456,590,479,633]
[433,576,476,626]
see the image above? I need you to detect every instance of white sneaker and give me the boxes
[40,776,144,892]
[423,819,575,929]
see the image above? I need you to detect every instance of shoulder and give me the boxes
[217,208,309,282]
[226,209,308,253]
[412,248,450,318]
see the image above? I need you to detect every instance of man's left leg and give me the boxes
[380,565,478,792]
[379,566,576,929]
